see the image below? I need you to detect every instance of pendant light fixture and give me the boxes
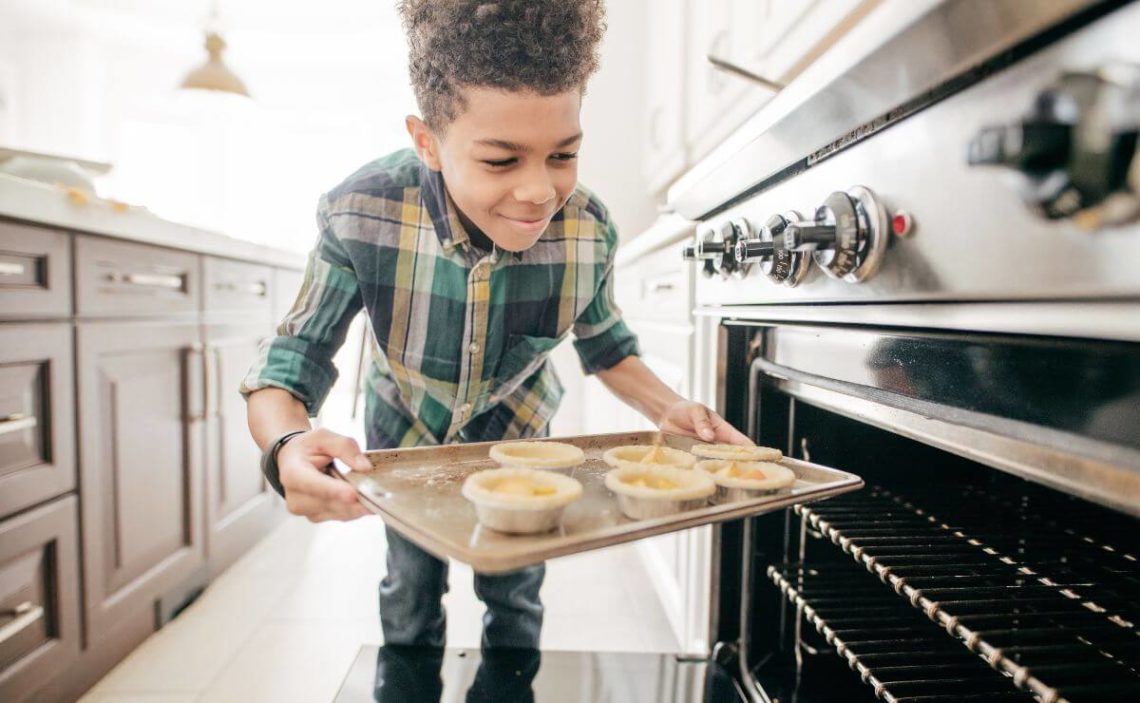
[179,0,250,98]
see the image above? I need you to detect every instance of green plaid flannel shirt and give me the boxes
[241,149,640,448]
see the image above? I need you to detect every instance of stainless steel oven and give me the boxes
[672,1,1140,701]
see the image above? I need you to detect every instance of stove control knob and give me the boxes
[735,211,813,286]
[726,218,755,278]
[774,187,889,282]
[684,221,749,278]
[765,212,815,286]
[684,226,729,278]
[968,63,1140,226]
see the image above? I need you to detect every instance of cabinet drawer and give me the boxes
[0,220,71,320]
[0,496,80,703]
[272,267,304,321]
[617,244,694,324]
[75,237,200,318]
[204,257,273,318]
[0,324,76,519]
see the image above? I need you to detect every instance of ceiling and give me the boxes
[69,0,400,34]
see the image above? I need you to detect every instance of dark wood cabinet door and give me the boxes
[0,496,80,703]
[0,324,76,519]
[203,322,283,575]
[76,321,205,644]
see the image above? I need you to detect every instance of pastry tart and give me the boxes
[601,444,696,469]
[604,465,714,520]
[462,467,583,534]
[689,443,782,462]
[489,440,585,471]
[696,460,796,500]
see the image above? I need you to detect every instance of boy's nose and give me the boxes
[513,176,556,206]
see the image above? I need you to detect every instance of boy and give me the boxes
[241,0,750,651]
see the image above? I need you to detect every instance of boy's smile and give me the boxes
[407,87,583,252]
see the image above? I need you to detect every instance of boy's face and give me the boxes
[408,87,583,252]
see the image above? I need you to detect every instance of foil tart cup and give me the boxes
[615,493,710,521]
[472,503,570,534]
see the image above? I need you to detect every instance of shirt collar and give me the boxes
[419,160,528,261]
[419,161,469,251]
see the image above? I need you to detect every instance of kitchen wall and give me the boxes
[0,0,656,253]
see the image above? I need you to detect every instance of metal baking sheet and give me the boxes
[334,431,863,574]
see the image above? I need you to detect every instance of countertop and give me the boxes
[616,212,694,268]
[0,173,306,269]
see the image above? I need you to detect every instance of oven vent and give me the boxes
[792,488,1140,703]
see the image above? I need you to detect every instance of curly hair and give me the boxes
[398,0,606,129]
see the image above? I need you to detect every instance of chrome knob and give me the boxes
[968,63,1140,227]
[801,187,889,282]
[752,211,813,286]
[684,221,749,278]
[734,238,774,261]
[809,192,860,278]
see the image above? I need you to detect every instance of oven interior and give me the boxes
[714,324,1140,703]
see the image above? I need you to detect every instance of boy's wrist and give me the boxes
[261,429,308,498]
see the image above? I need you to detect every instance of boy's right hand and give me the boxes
[276,428,372,522]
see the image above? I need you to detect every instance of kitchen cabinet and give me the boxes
[76,320,206,646]
[641,0,688,193]
[0,221,71,320]
[0,496,81,703]
[0,323,76,519]
[608,235,714,654]
[645,0,875,194]
[203,321,282,576]
[0,205,302,701]
[75,236,200,319]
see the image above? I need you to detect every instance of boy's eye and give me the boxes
[551,152,578,162]
[482,158,517,168]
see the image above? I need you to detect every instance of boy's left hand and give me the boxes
[659,401,752,446]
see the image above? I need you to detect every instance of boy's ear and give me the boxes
[406,115,443,171]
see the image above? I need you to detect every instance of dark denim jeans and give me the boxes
[378,526,545,649]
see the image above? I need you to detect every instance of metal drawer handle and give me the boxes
[107,271,184,290]
[0,601,45,646]
[0,261,26,276]
[0,412,37,436]
[707,54,785,93]
[652,282,676,293]
[214,280,268,297]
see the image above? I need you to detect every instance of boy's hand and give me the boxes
[276,428,372,522]
[659,401,753,446]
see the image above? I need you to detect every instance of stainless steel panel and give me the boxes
[704,302,1140,342]
[335,431,862,574]
[691,1,1140,306]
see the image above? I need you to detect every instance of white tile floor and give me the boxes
[80,515,679,703]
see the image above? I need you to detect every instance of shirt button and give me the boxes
[458,403,472,416]
[468,342,481,354]
[443,241,455,254]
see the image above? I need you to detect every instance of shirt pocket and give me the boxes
[493,333,566,387]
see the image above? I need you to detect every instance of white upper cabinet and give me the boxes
[645,0,875,196]
[642,0,689,194]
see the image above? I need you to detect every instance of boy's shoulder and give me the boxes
[560,182,616,243]
[558,181,620,249]
[325,148,423,207]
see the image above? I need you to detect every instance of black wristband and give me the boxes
[261,430,307,498]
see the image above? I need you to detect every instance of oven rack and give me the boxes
[795,488,1140,703]
[767,563,1040,703]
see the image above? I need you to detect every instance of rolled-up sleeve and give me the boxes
[572,220,641,374]
[240,196,362,415]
